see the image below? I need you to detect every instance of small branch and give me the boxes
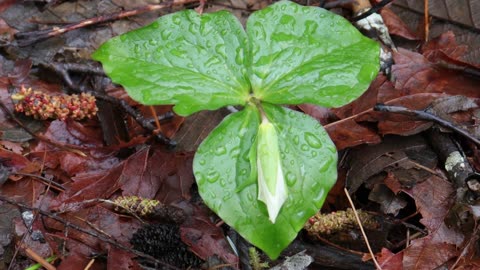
[344,188,382,270]
[14,0,200,47]
[19,242,56,270]
[373,104,480,146]
[424,0,429,42]
[13,172,65,192]
[0,195,180,270]
[351,0,394,21]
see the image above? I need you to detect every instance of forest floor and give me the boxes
[0,0,480,269]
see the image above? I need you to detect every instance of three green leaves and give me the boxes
[93,0,379,259]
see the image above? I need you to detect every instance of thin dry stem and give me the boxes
[343,188,382,270]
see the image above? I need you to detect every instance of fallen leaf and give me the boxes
[403,223,463,270]
[50,146,194,210]
[377,248,403,270]
[180,204,238,266]
[380,7,418,40]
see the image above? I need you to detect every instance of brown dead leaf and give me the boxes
[406,175,455,231]
[380,7,418,40]
[50,146,195,210]
[297,104,337,125]
[422,31,468,62]
[346,135,437,193]
[180,204,238,265]
[377,248,403,270]
[392,48,480,98]
[403,223,463,270]
[369,184,408,215]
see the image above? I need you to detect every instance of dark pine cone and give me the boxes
[131,224,202,269]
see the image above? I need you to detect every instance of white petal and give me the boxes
[257,157,287,223]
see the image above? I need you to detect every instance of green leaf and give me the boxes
[194,103,337,259]
[246,1,380,107]
[92,10,250,116]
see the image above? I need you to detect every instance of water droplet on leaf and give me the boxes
[305,132,322,148]
[292,135,300,145]
[286,172,296,186]
[301,144,309,151]
[215,146,227,155]
[206,170,220,183]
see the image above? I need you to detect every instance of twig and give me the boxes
[19,242,56,270]
[343,188,382,270]
[314,234,364,256]
[84,258,95,270]
[14,0,200,47]
[148,106,163,133]
[0,195,180,270]
[351,0,394,21]
[13,172,65,192]
[424,0,429,42]
[373,104,480,146]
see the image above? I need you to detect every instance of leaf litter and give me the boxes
[0,0,480,269]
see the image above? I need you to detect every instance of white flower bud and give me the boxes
[257,118,287,223]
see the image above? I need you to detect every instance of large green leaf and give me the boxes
[246,1,380,107]
[193,103,337,259]
[92,10,250,116]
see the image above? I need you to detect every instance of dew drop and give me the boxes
[240,169,247,175]
[208,190,216,199]
[311,151,318,157]
[215,44,226,58]
[199,159,206,165]
[288,110,296,118]
[120,35,127,42]
[149,39,157,46]
[206,170,220,183]
[305,132,322,148]
[160,29,172,40]
[286,172,297,186]
[230,146,240,158]
[301,144,309,151]
[133,44,140,53]
[296,210,306,219]
[293,135,300,145]
[215,146,227,155]
[223,191,232,201]
[290,159,295,165]
[172,16,181,25]
[313,189,325,202]
[220,178,227,187]
[247,192,254,202]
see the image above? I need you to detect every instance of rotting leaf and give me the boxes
[50,146,195,210]
[377,248,403,270]
[346,135,437,193]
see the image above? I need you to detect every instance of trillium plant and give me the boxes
[93,0,380,259]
